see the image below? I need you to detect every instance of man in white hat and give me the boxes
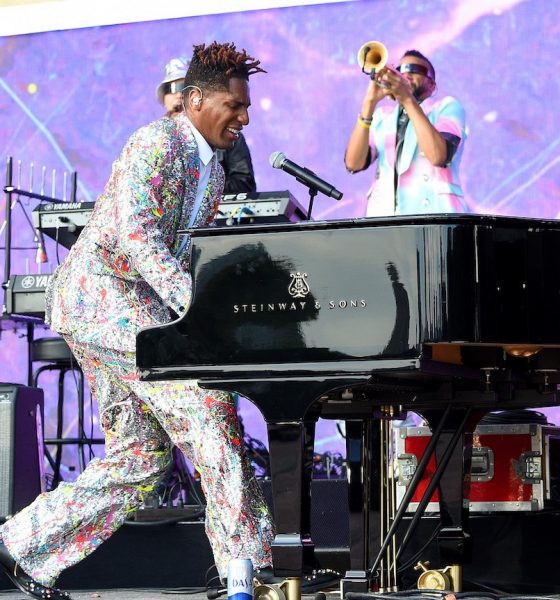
[157,57,257,194]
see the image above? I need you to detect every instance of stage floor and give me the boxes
[0,590,334,600]
[3,591,560,600]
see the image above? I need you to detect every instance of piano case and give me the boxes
[396,422,560,512]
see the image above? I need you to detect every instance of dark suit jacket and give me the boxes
[218,133,256,193]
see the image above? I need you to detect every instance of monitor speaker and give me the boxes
[0,383,44,519]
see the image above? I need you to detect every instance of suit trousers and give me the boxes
[0,338,274,586]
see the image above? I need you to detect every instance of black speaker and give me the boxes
[0,383,44,519]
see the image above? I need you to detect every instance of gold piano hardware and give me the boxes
[254,577,301,600]
[414,561,462,592]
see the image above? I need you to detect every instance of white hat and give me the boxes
[156,57,189,104]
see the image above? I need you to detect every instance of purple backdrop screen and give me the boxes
[1,0,559,477]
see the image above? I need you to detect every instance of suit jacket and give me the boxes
[46,113,224,352]
[365,95,468,217]
[217,132,256,194]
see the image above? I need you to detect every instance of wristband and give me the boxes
[357,115,371,129]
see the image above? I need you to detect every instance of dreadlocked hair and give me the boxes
[184,41,266,93]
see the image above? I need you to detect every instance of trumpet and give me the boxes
[357,40,388,78]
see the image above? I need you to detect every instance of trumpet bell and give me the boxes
[357,40,388,75]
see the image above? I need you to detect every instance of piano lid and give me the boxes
[137,214,560,384]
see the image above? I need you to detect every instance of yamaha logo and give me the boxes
[21,276,37,289]
[19,274,52,289]
[288,272,310,298]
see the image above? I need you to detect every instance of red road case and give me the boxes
[395,423,560,512]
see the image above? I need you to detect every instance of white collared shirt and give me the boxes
[185,116,216,212]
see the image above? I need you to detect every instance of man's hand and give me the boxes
[364,77,386,105]
[375,65,449,166]
[375,66,414,104]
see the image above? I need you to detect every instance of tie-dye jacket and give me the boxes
[45,113,224,352]
[365,95,468,217]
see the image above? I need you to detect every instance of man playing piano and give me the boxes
[345,49,468,216]
[0,41,274,600]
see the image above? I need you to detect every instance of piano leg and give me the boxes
[356,407,481,592]
[267,417,318,578]
[393,408,480,591]
[341,419,378,594]
[421,409,478,569]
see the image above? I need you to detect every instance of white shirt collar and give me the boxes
[184,115,214,167]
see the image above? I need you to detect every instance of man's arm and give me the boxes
[113,124,193,315]
[400,96,448,166]
[220,133,256,193]
[380,69,461,167]
[344,79,386,173]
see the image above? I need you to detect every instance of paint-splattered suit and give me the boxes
[0,113,274,585]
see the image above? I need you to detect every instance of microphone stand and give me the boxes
[3,157,14,302]
[2,160,72,288]
[1,156,79,384]
[295,169,320,220]
[306,187,317,221]
[295,166,338,220]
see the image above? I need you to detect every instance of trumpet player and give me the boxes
[345,49,467,216]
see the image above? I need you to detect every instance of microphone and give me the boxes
[34,229,48,264]
[269,152,343,200]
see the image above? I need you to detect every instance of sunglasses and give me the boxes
[396,63,434,80]
[163,81,185,95]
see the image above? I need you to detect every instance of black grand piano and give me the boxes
[137,214,560,591]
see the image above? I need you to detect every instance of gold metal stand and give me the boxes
[254,577,302,600]
[414,562,462,591]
